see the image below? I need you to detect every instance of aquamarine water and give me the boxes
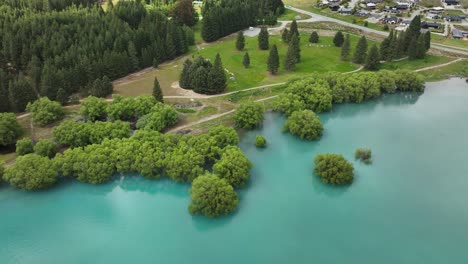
[1,78,468,264]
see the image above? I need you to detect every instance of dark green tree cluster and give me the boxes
[0,113,22,146]
[201,0,284,42]
[234,101,265,129]
[171,0,199,27]
[355,148,372,164]
[309,31,319,43]
[0,0,98,11]
[365,44,381,71]
[236,31,246,51]
[26,97,65,126]
[283,110,323,140]
[179,54,227,94]
[0,0,194,113]
[314,154,354,185]
[333,31,345,47]
[258,27,270,50]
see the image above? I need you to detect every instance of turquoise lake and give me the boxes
[1,78,468,264]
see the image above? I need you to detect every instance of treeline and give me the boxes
[0,0,195,113]
[0,0,99,11]
[201,0,284,42]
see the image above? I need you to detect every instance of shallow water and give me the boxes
[1,78,468,264]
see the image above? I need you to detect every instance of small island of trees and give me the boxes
[314,154,354,185]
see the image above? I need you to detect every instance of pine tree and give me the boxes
[267,44,279,75]
[165,31,177,60]
[352,36,368,64]
[153,77,164,102]
[289,20,299,39]
[179,59,192,88]
[333,31,345,47]
[404,15,421,52]
[424,31,431,51]
[128,41,139,71]
[408,37,418,60]
[416,34,427,59]
[309,31,319,43]
[285,42,297,71]
[236,31,245,51]
[380,30,393,61]
[56,88,68,105]
[258,27,270,50]
[282,28,290,42]
[107,0,114,11]
[365,44,380,71]
[8,78,38,112]
[243,52,250,68]
[394,31,406,59]
[207,53,227,94]
[341,34,351,61]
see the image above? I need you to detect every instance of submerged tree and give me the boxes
[314,153,354,185]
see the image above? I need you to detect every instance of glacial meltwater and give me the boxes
[1,78,468,264]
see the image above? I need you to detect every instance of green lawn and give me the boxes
[421,60,468,81]
[431,34,468,50]
[381,55,455,71]
[278,9,310,21]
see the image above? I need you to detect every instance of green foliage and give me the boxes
[176,108,196,113]
[53,120,131,148]
[309,31,319,43]
[213,146,252,188]
[4,154,58,190]
[285,33,300,71]
[341,34,351,61]
[289,20,299,39]
[243,52,250,68]
[16,138,34,156]
[207,53,227,94]
[34,139,58,158]
[106,95,159,121]
[258,27,270,50]
[0,160,4,184]
[136,103,178,131]
[26,97,64,126]
[188,173,239,217]
[355,148,372,164]
[80,96,107,122]
[236,31,246,51]
[153,77,164,103]
[255,135,267,148]
[282,28,290,42]
[172,0,198,26]
[267,44,280,74]
[0,113,22,146]
[333,31,344,47]
[89,76,113,98]
[283,110,323,140]
[180,55,227,95]
[383,24,389,31]
[393,70,425,92]
[314,153,354,185]
[365,44,381,71]
[234,101,265,129]
[8,78,38,112]
[353,36,368,64]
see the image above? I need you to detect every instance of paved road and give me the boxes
[285,6,468,56]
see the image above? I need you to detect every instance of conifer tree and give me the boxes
[236,31,245,51]
[282,28,290,42]
[408,37,418,60]
[267,44,279,75]
[207,53,227,94]
[243,52,250,68]
[309,31,319,43]
[416,34,427,59]
[394,31,406,59]
[107,0,114,11]
[165,31,177,60]
[289,20,299,39]
[128,42,139,71]
[424,31,431,51]
[179,59,192,88]
[404,15,421,52]
[341,34,351,61]
[333,31,345,47]
[152,77,164,103]
[365,44,380,71]
[258,27,270,50]
[380,30,393,61]
[352,36,368,64]
[8,78,38,112]
[56,88,68,105]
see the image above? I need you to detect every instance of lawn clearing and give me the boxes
[421,60,468,81]
[381,55,456,71]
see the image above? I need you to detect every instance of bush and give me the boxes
[80,96,107,121]
[26,97,65,126]
[355,148,372,164]
[34,139,58,158]
[283,110,323,140]
[255,135,267,148]
[309,31,319,43]
[3,154,58,190]
[314,154,354,185]
[188,174,239,217]
[234,101,265,129]
[16,138,34,156]
[0,113,22,146]
[213,146,252,188]
[136,103,179,131]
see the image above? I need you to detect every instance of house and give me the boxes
[339,8,352,14]
[381,16,401,24]
[365,0,383,3]
[355,10,370,17]
[426,13,441,20]
[429,7,444,13]
[329,3,340,11]
[451,27,468,39]
[366,3,377,9]
[421,21,441,29]
[444,0,460,5]
[445,15,463,22]
[394,4,409,10]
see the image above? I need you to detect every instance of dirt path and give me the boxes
[415,58,465,72]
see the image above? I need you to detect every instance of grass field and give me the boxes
[422,60,468,81]
[278,9,310,21]
[431,34,468,50]
[381,55,455,71]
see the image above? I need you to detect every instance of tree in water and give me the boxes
[152,77,164,103]
[267,44,280,75]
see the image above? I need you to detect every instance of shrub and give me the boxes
[314,154,354,185]
[0,113,23,146]
[355,148,372,164]
[234,101,265,129]
[283,110,323,140]
[16,138,34,156]
[188,174,239,217]
[255,135,267,148]
[80,96,107,121]
[26,97,64,126]
[136,103,179,131]
[3,154,58,190]
[213,146,252,188]
[34,139,58,158]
